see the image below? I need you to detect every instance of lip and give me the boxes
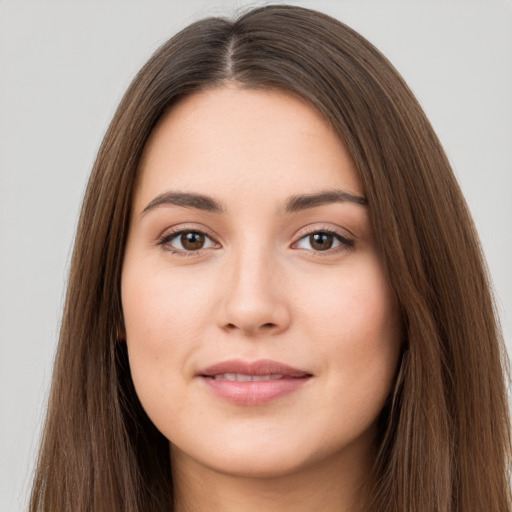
[198,359,313,406]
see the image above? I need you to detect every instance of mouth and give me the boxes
[198,359,313,405]
[206,373,290,381]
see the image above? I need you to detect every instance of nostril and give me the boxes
[224,322,277,332]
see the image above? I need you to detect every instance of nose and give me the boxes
[216,247,291,336]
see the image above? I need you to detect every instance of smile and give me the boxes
[198,359,312,405]
[209,373,286,381]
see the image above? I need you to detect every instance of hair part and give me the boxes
[30,5,511,512]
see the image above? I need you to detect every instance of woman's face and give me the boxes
[121,86,402,479]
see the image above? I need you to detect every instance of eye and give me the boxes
[158,230,218,253]
[294,230,354,252]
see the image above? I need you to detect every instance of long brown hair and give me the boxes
[30,5,511,511]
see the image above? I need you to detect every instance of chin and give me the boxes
[198,450,312,479]
[170,432,319,479]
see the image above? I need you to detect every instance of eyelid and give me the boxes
[156,224,221,255]
[291,225,355,253]
[155,223,354,256]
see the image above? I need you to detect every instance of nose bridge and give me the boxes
[233,242,273,301]
[217,234,290,335]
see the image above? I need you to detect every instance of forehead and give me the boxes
[134,86,363,212]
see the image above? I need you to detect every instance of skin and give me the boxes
[121,86,402,512]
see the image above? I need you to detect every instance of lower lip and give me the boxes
[201,376,311,405]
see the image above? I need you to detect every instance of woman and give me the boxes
[29,5,511,511]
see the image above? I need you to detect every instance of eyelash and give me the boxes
[156,227,219,257]
[156,227,355,257]
[292,227,354,256]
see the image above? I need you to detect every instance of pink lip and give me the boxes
[198,359,313,406]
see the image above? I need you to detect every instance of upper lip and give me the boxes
[199,359,312,378]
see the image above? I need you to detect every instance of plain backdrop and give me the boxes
[1,0,511,510]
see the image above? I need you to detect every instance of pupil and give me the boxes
[311,232,333,251]
[181,232,204,250]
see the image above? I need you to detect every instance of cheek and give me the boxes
[299,258,400,341]
[120,261,214,409]
[298,257,402,402]
[122,261,214,347]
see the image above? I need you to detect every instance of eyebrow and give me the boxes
[284,190,367,212]
[141,192,225,215]
[141,189,368,216]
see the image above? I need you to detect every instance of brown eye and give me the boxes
[180,231,205,250]
[159,229,218,253]
[309,233,333,251]
[294,230,354,253]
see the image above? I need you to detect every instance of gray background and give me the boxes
[1,0,511,510]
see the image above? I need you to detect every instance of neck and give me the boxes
[170,438,374,512]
